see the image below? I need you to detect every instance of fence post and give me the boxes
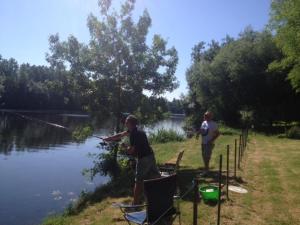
[217,155,223,225]
[241,132,244,157]
[226,145,229,200]
[193,177,200,225]
[243,129,246,149]
[238,135,241,169]
[234,139,237,179]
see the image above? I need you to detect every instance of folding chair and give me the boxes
[159,151,184,176]
[114,174,181,225]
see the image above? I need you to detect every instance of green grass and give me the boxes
[42,131,300,225]
[148,128,185,144]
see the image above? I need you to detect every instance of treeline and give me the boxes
[185,28,300,127]
[1,0,299,128]
[185,0,300,127]
[0,57,87,110]
[0,0,180,124]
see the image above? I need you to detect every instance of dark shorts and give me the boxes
[135,154,160,182]
[201,143,215,164]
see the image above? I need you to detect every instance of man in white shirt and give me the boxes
[199,111,220,172]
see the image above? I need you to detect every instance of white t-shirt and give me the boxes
[200,120,218,144]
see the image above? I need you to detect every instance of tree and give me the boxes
[46,0,178,130]
[269,0,300,92]
[0,55,86,110]
[186,28,300,127]
[0,56,19,108]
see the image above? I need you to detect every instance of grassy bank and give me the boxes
[43,131,300,225]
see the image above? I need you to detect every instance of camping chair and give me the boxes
[114,174,181,225]
[159,151,184,176]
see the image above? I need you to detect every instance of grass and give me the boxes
[43,131,300,225]
[148,128,185,144]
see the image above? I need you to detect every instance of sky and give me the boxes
[0,0,271,100]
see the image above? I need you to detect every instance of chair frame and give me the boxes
[114,174,181,225]
[159,150,184,175]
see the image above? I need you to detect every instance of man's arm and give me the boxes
[210,129,220,143]
[196,122,204,138]
[103,131,129,142]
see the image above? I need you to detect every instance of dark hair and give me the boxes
[126,115,138,126]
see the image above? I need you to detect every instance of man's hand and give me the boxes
[127,146,136,156]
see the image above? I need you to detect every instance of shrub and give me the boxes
[219,125,240,135]
[148,129,185,143]
[286,126,300,139]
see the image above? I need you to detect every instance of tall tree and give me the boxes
[46,0,178,130]
[269,0,300,92]
[186,28,300,127]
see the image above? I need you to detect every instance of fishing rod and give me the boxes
[7,111,105,140]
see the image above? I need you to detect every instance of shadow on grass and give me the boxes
[177,167,247,204]
[66,165,247,216]
[67,168,135,215]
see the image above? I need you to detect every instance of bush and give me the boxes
[148,129,185,143]
[219,125,240,135]
[286,126,300,139]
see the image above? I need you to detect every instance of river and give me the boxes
[0,111,184,225]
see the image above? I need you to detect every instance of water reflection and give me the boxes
[0,112,93,154]
[0,112,184,225]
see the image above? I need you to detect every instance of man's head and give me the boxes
[125,115,138,131]
[203,111,213,121]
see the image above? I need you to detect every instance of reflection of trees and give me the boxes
[0,112,92,154]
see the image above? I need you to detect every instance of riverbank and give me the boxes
[43,131,300,225]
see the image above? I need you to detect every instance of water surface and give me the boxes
[0,112,184,225]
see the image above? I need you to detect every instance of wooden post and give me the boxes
[243,130,246,149]
[217,155,223,225]
[238,135,241,169]
[226,145,229,200]
[193,177,200,225]
[241,133,244,157]
[234,139,237,178]
[246,128,248,147]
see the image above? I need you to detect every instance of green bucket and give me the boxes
[199,185,219,202]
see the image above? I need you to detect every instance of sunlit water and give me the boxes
[0,112,184,225]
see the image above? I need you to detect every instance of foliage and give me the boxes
[71,126,94,142]
[148,128,185,143]
[218,124,240,136]
[167,97,185,114]
[286,126,300,139]
[134,96,169,124]
[0,0,177,127]
[185,28,300,127]
[46,0,178,126]
[0,55,88,110]
[269,0,300,92]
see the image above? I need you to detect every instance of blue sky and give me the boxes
[0,0,271,100]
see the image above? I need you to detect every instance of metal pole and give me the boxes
[217,155,223,225]
[226,145,229,200]
[193,177,200,225]
[234,139,237,178]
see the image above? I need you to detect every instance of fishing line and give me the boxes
[3,111,104,140]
